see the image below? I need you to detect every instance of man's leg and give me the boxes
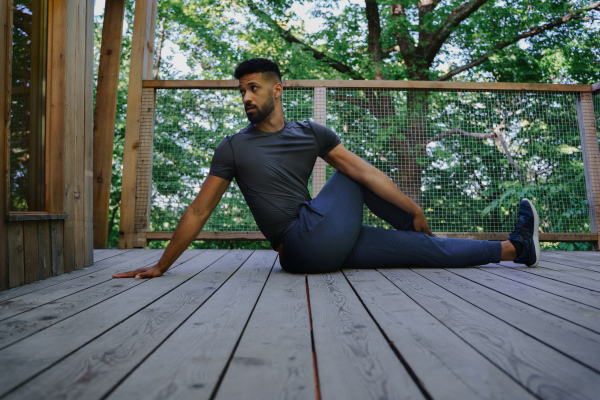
[280,171,365,273]
[343,227,502,269]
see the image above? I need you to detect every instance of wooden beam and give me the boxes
[46,0,67,215]
[119,0,157,249]
[143,231,597,243]
[0,0,11,290]
[84,0,94,266]
[92,0,126,249]
[132,88,156,248]
[146,231,268,241]
[142,79,594,93]
[576,93,600,250]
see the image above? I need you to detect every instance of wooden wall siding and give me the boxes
[0,0,11,290]
[1,0,92,291]
[119,0,157,249]
[92,0,127,249]
[5,220,64,289]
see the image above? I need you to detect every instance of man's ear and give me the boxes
[273,82,283,100]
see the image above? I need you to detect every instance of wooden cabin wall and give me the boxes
[1,0,94,291]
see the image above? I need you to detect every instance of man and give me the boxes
[114,58,539,279]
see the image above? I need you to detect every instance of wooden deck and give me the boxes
[1,249,600,400]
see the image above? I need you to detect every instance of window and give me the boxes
[9,0,48,211]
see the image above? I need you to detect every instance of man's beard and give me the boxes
[245,95,275,125]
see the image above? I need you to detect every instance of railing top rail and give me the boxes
[143,79,594,93]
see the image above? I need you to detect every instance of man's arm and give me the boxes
[113,175,231,279]
[323,143,433,236]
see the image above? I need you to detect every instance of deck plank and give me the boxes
[455,268,600,334]
[4,250,255,400]
[106,250,276,400]
[416,268,600,372]
[2,250,600,400]
[483,266,600,308]
[541,252,600,272]
[344,269,536,400]
[380,268,600,400]
[215,267,315,400]
[307,272,425,400]
[0,249,144,302]
[0,249,163,321]
[0,250,228,397]
[0,251,203,348]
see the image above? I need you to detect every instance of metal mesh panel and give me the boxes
[148,86,591,236]
[150,87,314,232]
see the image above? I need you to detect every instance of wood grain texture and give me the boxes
[308,272,425,400]
[92,0,126,248]
[146,231,267,241]
[0,251,202,349]
[536,259,600,279]
[84,0,94,266]
[484,266,600,309]
[455,267,600,334]
[142,79,594,93]
[92,248,131,262]
[0,249,224,397]
[417,268,600,372]
[541,252,600,272]
[23,222,39,284]
[216,268,314,400]
[107,251,274,400]
[46,0,66,214]
[50,219,65,276]
[37,221,52,280]
[0,249,145,303]
[0,249,163,321]
[7,223,25,288]
[380,268,600,400]
[344,269,536,400]
[11,251,250,400]
[503,261,600,292]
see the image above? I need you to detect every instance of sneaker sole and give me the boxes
[523,198,540,267]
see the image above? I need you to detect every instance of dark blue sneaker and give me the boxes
[508,198,540,267]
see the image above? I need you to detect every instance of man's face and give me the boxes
[238,72,276,125]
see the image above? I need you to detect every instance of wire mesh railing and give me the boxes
[129,80,600,247]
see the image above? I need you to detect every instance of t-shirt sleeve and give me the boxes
[208,136,235,181]
[310,122,342,158]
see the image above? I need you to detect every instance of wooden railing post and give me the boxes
[132,87,156,248]
[576,92,600,250]
[119,0,156,249]
[92,0,126,248]
[312,87,327,197]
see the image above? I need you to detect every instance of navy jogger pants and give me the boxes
[279,171,502,274]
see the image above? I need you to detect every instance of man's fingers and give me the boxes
[113,271,140,278]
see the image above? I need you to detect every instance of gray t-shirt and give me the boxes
[209,121,341,249]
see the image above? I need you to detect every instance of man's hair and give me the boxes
[234,58,282,83]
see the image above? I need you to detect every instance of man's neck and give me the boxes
[255,109,285,132]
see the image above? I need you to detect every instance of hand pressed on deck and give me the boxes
[112,265,165,279]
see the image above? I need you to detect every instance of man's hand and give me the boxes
[112,264,165,279]
[413,211,434,237]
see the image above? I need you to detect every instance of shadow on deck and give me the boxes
[1,249,599,399]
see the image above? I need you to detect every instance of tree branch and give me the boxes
[365,0,384,79]
[390,4,418,67]
[244,1,364,80]
[436,1,600,81]
[425,0,489,64]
